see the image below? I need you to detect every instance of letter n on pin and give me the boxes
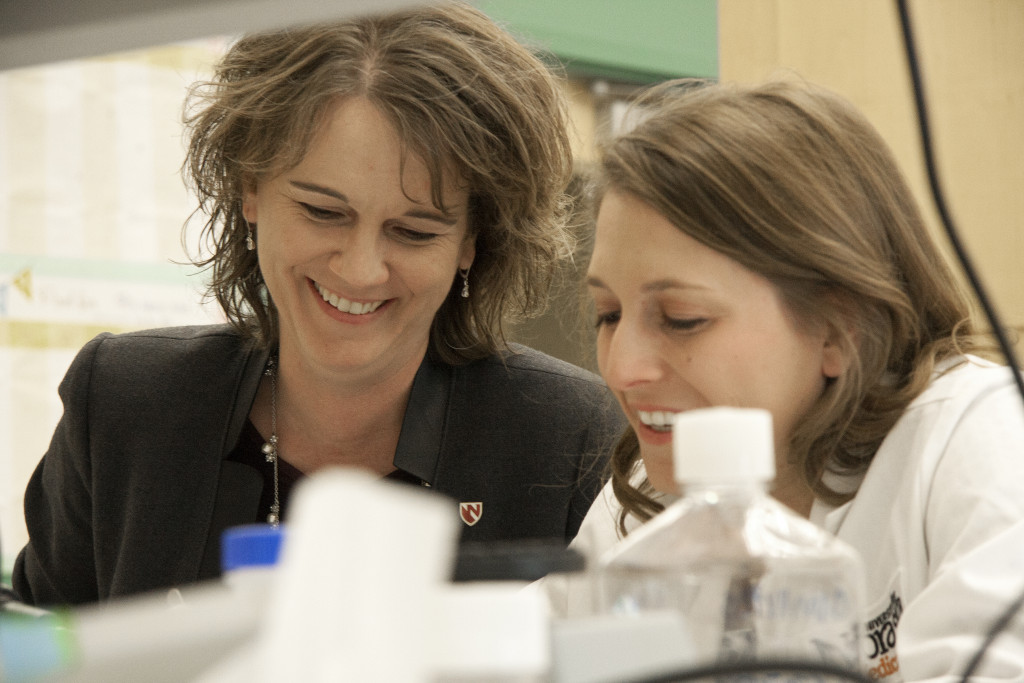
[459,502,482,526]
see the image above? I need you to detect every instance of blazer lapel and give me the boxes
[394,353,452,486]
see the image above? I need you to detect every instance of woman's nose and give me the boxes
[599,319,664,391]
[329,227,388,288]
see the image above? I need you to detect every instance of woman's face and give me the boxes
[243,97,475,383]
[587,190,842,494]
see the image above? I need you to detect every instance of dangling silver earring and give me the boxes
[245,221,256,251]
[459,267,470,299]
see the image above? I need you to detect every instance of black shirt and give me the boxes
[227,420,425,523]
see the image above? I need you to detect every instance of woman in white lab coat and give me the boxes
[552,79,1024,681]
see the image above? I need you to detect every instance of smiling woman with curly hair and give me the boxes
[13,2,623,607]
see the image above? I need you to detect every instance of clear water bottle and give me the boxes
[598,407,865,674]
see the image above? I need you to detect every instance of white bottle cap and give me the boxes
[672,407,775,484]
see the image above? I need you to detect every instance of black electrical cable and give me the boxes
[894,0,1024,395]
[895,1,1024,681]
[623,657,874,683]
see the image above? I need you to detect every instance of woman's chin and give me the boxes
[638,452,680,495]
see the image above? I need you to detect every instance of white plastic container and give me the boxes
[431,582,550,683]
[598,407,865,672]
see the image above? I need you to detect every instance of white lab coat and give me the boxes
[545,356,1024,682]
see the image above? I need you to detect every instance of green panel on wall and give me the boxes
[475,0,718,83]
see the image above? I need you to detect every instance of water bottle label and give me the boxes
[751,575,860,667]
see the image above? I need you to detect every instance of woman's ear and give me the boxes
[822,333,847,379]
[458,235,476,271]
[821,297,857,379]
[241,182,259,224]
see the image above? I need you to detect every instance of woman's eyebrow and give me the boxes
[404,208,459,226]
[289,180,347,201]
[585,275,706,292]
[641,279,706,293]
[289,180,459,225]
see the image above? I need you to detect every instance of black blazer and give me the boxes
[13,325,623,606]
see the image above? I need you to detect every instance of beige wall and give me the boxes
[718,0,1024,349]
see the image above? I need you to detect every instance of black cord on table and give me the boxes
[624,657,874,683]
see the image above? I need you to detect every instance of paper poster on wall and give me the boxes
[0,256,223,576]
[0,38,231,576]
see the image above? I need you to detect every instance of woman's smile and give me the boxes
[313,280,388,317]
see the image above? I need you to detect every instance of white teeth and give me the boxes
[638,410,679,433]
[315,283,384,316]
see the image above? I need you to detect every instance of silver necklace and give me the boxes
[261,356,281,526]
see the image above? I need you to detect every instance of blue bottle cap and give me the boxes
[221,524,286,572]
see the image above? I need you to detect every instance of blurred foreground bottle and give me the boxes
[598,407,866,676]
[221,523,286,601]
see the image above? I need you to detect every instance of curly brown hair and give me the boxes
[595,79,983,533]
[182,2,575,362]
